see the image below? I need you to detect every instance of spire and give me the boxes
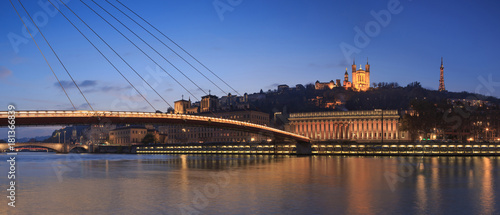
[353,58,355,65]
[439,57,445,91]
[345,68,348,74]
[367,57,369,65]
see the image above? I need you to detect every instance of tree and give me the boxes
[400,113,419,141]
[167,107,174,113]
[141,133,157,144]
[406,81,422,89]
[400,99,446,141]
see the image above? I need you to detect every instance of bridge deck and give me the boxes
[0,110,310,142]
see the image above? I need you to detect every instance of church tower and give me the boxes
[344,68,349,82]
[365,58,370,73]
[364,58,370,90]
[439,57,445,91]
[351,58,357,73]
[343,67,352,90]
[351,59,357,90]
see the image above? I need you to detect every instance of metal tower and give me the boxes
[439,57,445,91]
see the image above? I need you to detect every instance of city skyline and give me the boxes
[3,2,500,214]
[1,0,500,138]
[1,0,499,111]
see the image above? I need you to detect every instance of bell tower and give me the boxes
[351,58,356,73]
[351,59,357,90]
[344,68,349,82]
[365,58,370,73]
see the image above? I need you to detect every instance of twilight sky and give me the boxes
[1,0,500,137]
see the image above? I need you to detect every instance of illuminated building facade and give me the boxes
[315,80,337,90]
[201,94,219,113]
[351,59,370,91]
[174,98,191,114]
[160,110,270,144]
[343,68,352,90]
[314,58,370,91]
[109,126,149,146]
[285,110,409,142]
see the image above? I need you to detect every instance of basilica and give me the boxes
[315,59,371,92]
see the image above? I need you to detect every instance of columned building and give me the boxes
[286,110,409,142]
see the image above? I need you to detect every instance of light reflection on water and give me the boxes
[0,153,499,215]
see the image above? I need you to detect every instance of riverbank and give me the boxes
[133,142,500,156]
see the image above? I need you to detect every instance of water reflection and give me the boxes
[0,153,499,214]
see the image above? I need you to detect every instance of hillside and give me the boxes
[250,82,500,114]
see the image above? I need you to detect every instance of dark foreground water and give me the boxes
[0,153,499,215]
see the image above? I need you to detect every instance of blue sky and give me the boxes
[1,0,500,137]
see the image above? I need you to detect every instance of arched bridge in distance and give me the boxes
[0,142,88,153]
[0,110,310,145]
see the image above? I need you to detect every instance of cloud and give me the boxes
[98,85,132,93]
[77,103,93,110]
[80,80,98,87]
[54,80,132,94]
[0,66,13,79]
[55,80,97,89]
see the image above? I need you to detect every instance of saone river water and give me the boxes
[0,153,499,215]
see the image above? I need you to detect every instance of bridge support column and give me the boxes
[61,142,68,153]
[295,141,312,155]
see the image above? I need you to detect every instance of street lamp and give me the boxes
[486,128,489,141]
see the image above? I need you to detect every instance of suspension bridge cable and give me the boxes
[17,0,95,112]
[89,1,231,117]
[105,0,228,96]
[9,0,76,110]
[79,0,208,113]
[47,0,157,111]
[46,0,173,110]
[88,0,208,99]
[108,0,250,114]
[115,0,242,97]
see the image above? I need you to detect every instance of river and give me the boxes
[1,153,499,214]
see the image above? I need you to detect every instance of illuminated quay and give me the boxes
[135,142,500,156]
